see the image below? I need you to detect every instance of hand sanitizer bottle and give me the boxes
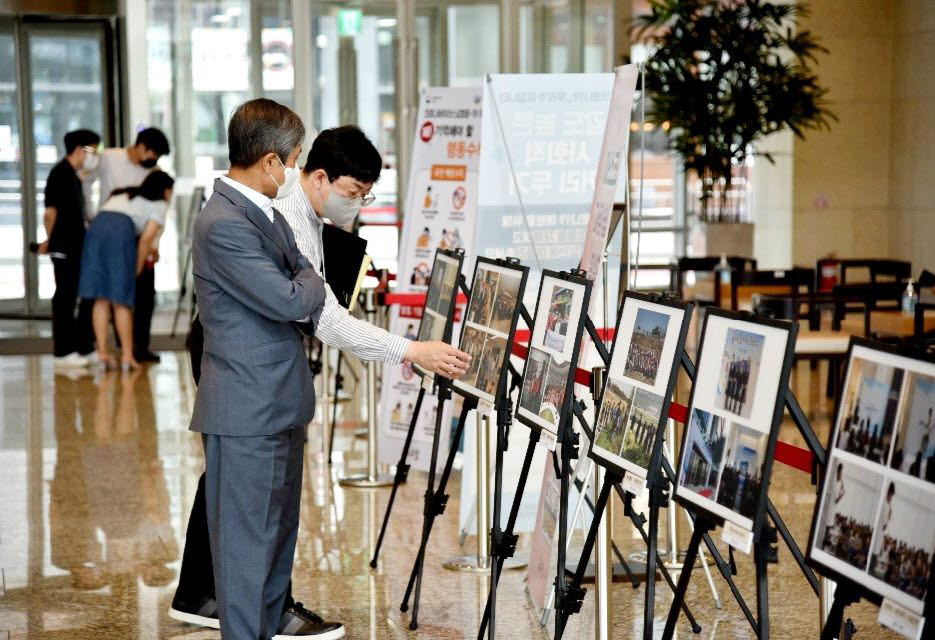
[718,254,730,284]
[902,279,918,316]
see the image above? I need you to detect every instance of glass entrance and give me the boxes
[0,19,114,316]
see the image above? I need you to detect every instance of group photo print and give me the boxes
[674,312,793,531]
[516,272,588,437]
[589,295,688,479]
[453,260,526,404]
[809,342,935,615]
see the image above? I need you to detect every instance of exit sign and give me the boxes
[337,9,362,36]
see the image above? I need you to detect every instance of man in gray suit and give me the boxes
[191,98,339,640]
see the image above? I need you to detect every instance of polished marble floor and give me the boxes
[0,352,907,639]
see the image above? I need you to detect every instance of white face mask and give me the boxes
[269,155,299,199]
[321,185,361,230]
[82,152,100,172]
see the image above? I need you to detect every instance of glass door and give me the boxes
[0,23,24,310]
[26,22,110,307]
[0,19,114,316]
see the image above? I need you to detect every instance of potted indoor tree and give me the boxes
[635,0,836,255]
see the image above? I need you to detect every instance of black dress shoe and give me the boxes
[273,602,345,639]
[136,351,162,363]
[168,595,220,629]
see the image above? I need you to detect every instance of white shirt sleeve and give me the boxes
[315,282,410,364]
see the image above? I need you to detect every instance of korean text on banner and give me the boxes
[377,87,483,472]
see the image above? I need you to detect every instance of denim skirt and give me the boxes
[78,211,137,308]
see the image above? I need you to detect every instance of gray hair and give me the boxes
[227,98,305,168]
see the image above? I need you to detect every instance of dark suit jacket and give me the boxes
[190,178,326,436]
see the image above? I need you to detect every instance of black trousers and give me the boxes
[173,319,294,613]
[51,256,94,357]
[134,265,156,355]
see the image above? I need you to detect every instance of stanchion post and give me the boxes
[321,343,330,456]
[593,462,612,640]
[819,577,835,635]
[443,410,493,572]
[339,289,393,488]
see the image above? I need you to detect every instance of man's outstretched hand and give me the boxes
[404,341,472,378]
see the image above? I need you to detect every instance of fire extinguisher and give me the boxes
[818,257,839,292]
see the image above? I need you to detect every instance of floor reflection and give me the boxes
[0,354,907,639]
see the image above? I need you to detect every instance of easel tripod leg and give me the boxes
[661,521,707,640]
[370,384,426,568]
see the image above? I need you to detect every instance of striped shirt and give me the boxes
[275,187,409,365]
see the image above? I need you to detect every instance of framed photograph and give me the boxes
[673,308,796,534]
[452,257,529,406]
[588,292,692,482]
[515,270,592,441]
[413,249,465,378]
[807,338,935,617]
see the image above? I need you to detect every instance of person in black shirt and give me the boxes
[39,129,101,368]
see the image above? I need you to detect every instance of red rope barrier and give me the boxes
[381,289,816,477]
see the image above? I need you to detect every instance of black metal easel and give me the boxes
[370,267,469,568]
[400,379,476,628]
[660,345,829,640]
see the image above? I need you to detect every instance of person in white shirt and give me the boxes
[170,122,470,638]
[78,171,173,371]
[86,127,171,364]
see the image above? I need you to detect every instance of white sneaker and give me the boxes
[54,352,92,368]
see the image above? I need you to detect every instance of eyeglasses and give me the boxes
[81,145,99,155]
[333,180,376,206]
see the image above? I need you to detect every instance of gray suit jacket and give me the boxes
[190,178,326,436]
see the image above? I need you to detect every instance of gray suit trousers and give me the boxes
[203,426,306,640]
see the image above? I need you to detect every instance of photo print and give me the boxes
[413,251,463,377]
[678,409,728,498]
[515,272,589,438]
[458,325,487,389]
[890,372,935,482]
[519,348,549,417]
[589,294,688,479]
[466,268,498,327]
[544,285,574,352]
[808,341,935,615]
[715,328,765,420]
[715,424,768,520]
[453,259,527,404]
[674,311,792,531]
[867,478,935,603]
[815,457,884,572]
[623,307,669,386]
[594,379,635,456]
[489,272,522,334]
[836,357,903,465]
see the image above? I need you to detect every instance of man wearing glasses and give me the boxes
[38,129,101,369]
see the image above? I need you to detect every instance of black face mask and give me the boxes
[140,157,158,169]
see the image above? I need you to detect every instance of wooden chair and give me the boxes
[729,267,815,312]
[675,256,757,307]
[839,259,911,285]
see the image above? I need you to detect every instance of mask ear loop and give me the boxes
[267,155,285,190]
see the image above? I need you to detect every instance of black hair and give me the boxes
[228,99,304,169]
[64,129,101,155]
[303,125,381,183]
[134,127,170,156]
[887,481,895,496]
[110,170,175,201]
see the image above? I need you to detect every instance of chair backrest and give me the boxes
[839,259,911,285]
[676,255,757,305]
[730,267,815,311]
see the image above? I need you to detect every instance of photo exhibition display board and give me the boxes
[589,293,691,483]
[515,271,591,444]
[808,339,935,622]
[378,86,482,471]
[452,257,528,406]
[674,309,796,535]
[412,249,463,378]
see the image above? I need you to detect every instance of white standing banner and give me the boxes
[378,87,483,471]
[479,66,637,611]
[458,72,626,545]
